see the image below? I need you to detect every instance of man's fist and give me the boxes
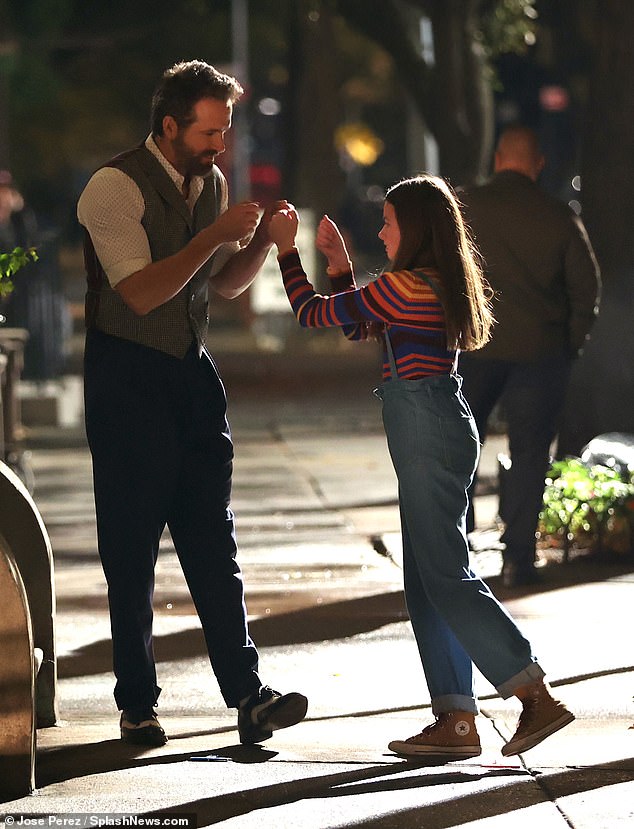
[213,202,261,243]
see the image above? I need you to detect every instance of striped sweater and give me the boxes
[279,248,456,380]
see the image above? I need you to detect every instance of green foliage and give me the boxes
[539,457,634,559]
[480,0,538,60]
[0,247,38,297]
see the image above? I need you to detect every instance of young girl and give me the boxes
[268,175,574,759]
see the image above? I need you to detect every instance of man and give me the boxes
[77,60,307,746]
[459,125,601,587]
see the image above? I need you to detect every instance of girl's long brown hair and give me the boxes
[386,175,494,351]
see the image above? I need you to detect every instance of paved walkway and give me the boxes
[2,336,633,827]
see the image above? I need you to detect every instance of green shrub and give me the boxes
[539,458,634,560]
[0,246,38,298]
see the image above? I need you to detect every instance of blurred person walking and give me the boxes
[77,60,307,747]
[1,170,67,381]
[0,170,37,254]
[266,175,574,759]
[459,125,600,587]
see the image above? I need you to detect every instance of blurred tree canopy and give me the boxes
[1,0,633,447]
[0,0,537,234]
[334,0,537,182]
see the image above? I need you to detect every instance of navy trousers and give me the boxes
[83,329,261,711]
[459,351,572,573]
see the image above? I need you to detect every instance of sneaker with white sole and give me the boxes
[238,685,308,745]
[502,683,574,756]
[120,707,167,747]
[388,712,481,758]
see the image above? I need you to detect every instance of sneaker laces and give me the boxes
[421,713,453,736]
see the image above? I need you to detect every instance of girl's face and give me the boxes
[378,200,401,262]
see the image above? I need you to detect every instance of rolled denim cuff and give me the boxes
[497,661,546,699]
[432,694,479,715]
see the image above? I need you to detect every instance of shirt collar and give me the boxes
[145,134,204,208]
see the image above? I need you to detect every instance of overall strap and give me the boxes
[383,270,459,378]
[384,326,399,379]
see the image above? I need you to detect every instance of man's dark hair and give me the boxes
[151,60,243,136]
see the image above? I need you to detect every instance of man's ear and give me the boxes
[162,115,178,140]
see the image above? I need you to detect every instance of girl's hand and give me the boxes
[251,200,291,243]
[269,208,299,252]
[316,215,351,273]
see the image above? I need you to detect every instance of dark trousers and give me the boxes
[84,329,261,711]
[459,351,572,573]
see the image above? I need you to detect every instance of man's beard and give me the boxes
[173,135,216,178]
[188,152,216,178]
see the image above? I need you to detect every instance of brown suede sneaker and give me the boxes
[388,712,482,758]
[502,683,575,756]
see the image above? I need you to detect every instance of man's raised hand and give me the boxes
[212,201,262,244]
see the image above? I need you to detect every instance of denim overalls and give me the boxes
[375,315,545,714]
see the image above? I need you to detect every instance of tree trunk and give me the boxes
[288,2,347,217]
[429,0,493,184]
[558,0,634,455]
[337,0,493,185]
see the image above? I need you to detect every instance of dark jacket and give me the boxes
[460,170,601,362]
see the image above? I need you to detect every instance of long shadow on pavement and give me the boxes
[31,740,278,791]
[57,590,410,679]
[57,555,634,680]
[141,756,634,828]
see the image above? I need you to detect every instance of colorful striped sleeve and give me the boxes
[278,248,440,330]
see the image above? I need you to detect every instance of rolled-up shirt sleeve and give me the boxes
[77,167,151,287]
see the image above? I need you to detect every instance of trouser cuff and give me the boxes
[497,662,545,699]
[432,694,479,715]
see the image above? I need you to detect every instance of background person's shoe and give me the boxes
[120,707,167,747]
[388,712,481,758]
[502,683,574,756]
[238,685,308,744]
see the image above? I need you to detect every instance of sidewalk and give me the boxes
[2,336,633,828]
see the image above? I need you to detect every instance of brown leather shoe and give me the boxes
[388,712,481,758]
[120,707,167,747]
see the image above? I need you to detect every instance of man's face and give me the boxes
[169,97,232,178]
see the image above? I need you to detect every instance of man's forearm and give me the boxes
[115,202,262,314]
[211,234,273,299]
[115,227,225,315]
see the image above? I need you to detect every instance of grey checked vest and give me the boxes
[83,144,224,358]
